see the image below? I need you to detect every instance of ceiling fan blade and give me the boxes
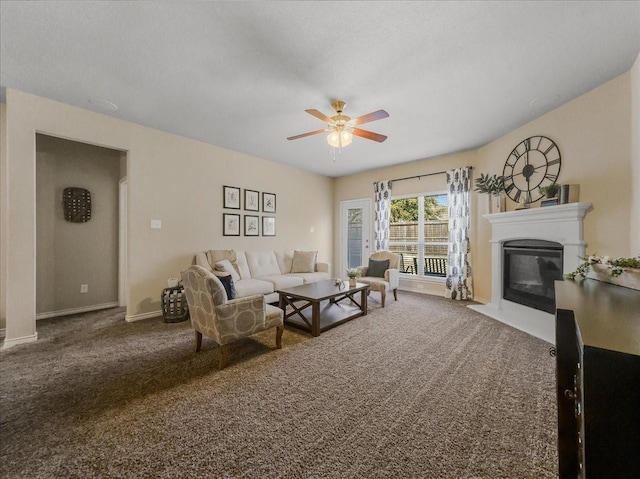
[352,128,387,143]
[287,129,326,141]
[305,109,333,124]
[352,109,389,125]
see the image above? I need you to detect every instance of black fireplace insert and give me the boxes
[503,239,563,313]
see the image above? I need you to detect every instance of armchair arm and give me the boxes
[223,294,264,309]
[385,268,400,289]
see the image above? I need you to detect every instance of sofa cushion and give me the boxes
[234,251,252,279]
[246,251,281,277]
[215,259,241,282]
[258,274,304,291]
[212,271,236,300]
[275,250,295,274]
[286,271,330,284]
[359,277,391,291]
[291,250,317,273]
[207,250,240,275]
[234,278,274,297]
[367,258,389,278]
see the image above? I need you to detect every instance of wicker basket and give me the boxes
[161,285,189,323]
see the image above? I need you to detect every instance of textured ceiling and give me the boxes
[1,1,639,177]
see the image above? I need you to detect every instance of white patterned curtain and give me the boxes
[374,180,392,251]
[445,168,473,300]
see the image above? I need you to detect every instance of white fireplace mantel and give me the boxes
[469,202,592,343]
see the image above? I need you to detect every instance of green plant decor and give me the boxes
[346,268,361,279]
[474,173,505,195]
[565,254,640,280]
[539,183,559,198]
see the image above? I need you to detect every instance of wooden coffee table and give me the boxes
[278,280,369,337]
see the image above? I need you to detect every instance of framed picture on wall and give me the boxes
[262,216,276,236]
[223,213,240,236]
[262,192,276,213]
[244,189,259,211]
[244,215,259,236]
[223,186,241,209]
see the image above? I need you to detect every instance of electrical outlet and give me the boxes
[80,284,88,293]
[151,219,162,229]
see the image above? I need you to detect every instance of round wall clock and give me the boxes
[502,136,561,204]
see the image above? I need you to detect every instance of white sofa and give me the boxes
[193,249,330,303]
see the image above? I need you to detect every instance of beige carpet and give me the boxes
[0,292,557,478]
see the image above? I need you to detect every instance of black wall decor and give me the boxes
[63,187,92,223]
[502,135,561,204]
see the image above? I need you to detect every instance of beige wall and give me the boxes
[2,62,635,341]
[2,89,333,344]
[336,70,634,305]
[631,52,640,254]
[333,150,477,295]
[36,134,121,314]
[475,71,633,303]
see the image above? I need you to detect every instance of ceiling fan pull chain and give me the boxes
[330,145,344,162]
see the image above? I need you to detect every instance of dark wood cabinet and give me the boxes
[555,279,640,478]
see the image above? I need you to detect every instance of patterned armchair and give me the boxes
[357,251,400,308]
[181,265,284,370]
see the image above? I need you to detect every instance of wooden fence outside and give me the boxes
[389,220,449,275]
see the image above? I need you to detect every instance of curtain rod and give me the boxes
[385,166,473,184]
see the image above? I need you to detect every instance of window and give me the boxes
[388,193,448,278]
[347,208,363,269]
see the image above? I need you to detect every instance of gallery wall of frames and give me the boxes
[222,185,276,237]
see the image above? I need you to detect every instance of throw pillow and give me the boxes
[291,250,317,273]
[215,259,240,282]
[367,258,389,278]
[213,272,236,300]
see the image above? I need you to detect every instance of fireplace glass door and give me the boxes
[503,239,563,313]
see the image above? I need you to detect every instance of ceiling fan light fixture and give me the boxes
[327,128,352,148]
[289,99,387,150]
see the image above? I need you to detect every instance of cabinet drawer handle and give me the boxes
[564,389,576,400]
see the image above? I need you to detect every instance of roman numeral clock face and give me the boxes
[502,136,561,204]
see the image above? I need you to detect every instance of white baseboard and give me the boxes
[2,331,38,350]
[472,295,490,305]
[36,302,120,320]
[125,310,162,322]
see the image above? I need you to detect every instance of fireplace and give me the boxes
[502,239,563,313]
[469,202,591,343]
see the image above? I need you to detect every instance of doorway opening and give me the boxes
[35,134,127,319]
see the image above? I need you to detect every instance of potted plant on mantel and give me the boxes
[539,183,560,199]
[474,173,506,213]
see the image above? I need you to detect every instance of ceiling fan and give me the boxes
[287,99,389,148]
